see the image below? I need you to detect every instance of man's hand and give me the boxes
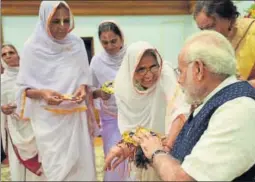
[132,131,164,160]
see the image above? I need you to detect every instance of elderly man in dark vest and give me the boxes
[133,30,255,181]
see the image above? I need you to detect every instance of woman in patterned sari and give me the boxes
[194,0,255,83]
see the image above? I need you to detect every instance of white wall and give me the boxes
[3,1,252,67]
[234,1,254,16]
[3,15,195,67]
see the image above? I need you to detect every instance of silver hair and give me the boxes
[183,30,236,77]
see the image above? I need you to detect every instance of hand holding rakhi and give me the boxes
[100,90,111,100]
[73,85,86,104]
[104,144,127,171]
[132,130,164,160]
[40,89,63,105]
[100,81,114,100]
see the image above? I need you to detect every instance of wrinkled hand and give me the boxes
[40,89,63,105]
[73,85,86,104]
[1,103,17,115]
[132,131,164,160]
[104,144,129,171]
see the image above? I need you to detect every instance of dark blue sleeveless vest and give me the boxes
[171,81,255,181]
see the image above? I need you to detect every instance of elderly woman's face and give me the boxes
[195,11,230,37]
[49,6,70,40]
[133,54,160,89]
[1,46,19,67]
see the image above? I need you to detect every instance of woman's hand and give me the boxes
[93,89,111,100]
[73,85,86,104]
[40,89,63,105]
[100,90,111,100]
[1,103,17,115]
[104,144,130,171]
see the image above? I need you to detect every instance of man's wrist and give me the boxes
[150,149,168,164]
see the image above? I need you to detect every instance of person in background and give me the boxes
[1,44,44,181]
[1,59,7,165]
[15,1,96,181]
[194,0,255,83]
[90,20,128,181]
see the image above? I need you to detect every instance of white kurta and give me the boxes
[182,76,255,181]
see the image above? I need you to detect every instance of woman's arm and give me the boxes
[25,88,43,100]
[92,89,102,99]
[165,114,186,150]
[26,88,63,105]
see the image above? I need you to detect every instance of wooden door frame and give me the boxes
[2,0,195,16]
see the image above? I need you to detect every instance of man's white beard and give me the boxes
[182,88,203,106]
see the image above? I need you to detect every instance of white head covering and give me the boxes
[114,41,190,134]
[90,20,127,116]
[14,1,96,177]
[1,58,19,90]
[16,1,91,116]
[1,48,38,161]
[96,20,127,69]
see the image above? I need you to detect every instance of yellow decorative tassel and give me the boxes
[44,106,87,114]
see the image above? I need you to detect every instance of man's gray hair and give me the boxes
[183,30,236,76]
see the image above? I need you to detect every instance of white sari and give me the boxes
[16,1,96,181]
[114,41,190,181]
[1,59,44,181]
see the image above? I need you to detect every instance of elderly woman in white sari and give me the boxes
[1,44,45,181]
[104,41,190,181]
[16,1,96,181]
[90,20,128,181]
